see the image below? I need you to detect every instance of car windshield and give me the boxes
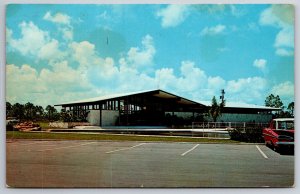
[277,121,294,130]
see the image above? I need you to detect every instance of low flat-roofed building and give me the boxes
[55,89,280,127]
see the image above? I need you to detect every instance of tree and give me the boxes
[35,105,44,120]
[6,102,12,117]
[45,105,58,121]
[24,102,35,120]
[60,109,72,122]
[287,102,294,116]
[12,103,25,120]
[265,94,283,108]
[209,96,225,122]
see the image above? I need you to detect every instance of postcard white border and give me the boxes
[0,1,298,194]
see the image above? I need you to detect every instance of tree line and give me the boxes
[6,102,60,121]
[264,94,294,118]
[6,102,89,122]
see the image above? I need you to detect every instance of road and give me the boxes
[6,140,294,188]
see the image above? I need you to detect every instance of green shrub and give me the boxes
[228,127,264,143]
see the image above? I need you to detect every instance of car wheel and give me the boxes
[271,141,277,151]
[273,145,282,154]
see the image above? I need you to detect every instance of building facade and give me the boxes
[55,89,279,127]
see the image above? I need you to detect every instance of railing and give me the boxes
[191,122,269,138]
[192,122,268,129]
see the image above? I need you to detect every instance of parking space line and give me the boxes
[181,144,199,156]
[106,143,146,154]
[256,145,268,159]
[10,141,50,146]
[37,142,97,152]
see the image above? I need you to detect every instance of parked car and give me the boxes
[262,118,294,153]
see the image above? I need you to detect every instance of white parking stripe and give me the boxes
[256,145,268,159]
[181,144,199,156]
[106,143,146,154]
[37,142,97,152]
[11,141,49,146]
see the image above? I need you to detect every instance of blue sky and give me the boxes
[6,4,294,107]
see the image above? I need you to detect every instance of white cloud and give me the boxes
[156,5,190,28]
[6,62,97,106]
[227,77,266,93]
[154,61,208,93]
[208,76,226,89]
[178,61,207,92]
[275,48,294,57]
[120,35,156,68]
[259,5,294,26]
[7,21,65,62]
[200,24,226,36]
[259,5,294,56]
[225,77,267,103]
[6,64,46,105]
[70,41,96,66]
[229,5,246,17]
[61,27,73,40]
[43,11,73,41]
[154,62,267,104]
[9,21,50,56]
[259,7,278,26]
[155,68,177,89]
[274,27,294,48]
[38,39,65,61]
[253,59,267,70]
[6,28,13,42]
[5,19,281,107]
[43,11,71,25]
[270,81,294,98]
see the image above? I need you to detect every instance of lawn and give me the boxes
[6,131,238,143]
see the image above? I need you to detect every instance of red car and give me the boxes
[262,118,294,153]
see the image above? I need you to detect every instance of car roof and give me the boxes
[273,118,294,122]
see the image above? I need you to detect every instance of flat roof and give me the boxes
[55,89,203,107]
[55,89,281,111]
[197,100,281,111]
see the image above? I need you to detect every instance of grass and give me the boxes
[35,121,54,129]
[6,131,239,143]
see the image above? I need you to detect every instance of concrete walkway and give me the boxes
[52,125,230,133]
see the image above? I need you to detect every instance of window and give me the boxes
[277,121,294,130]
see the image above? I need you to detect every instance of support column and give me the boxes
[99,104,102,127]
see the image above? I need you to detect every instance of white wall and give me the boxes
[87,110,119,126]
[87,110,100,126]
[101,110,119,126]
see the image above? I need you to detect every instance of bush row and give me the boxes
[228,127,264,143]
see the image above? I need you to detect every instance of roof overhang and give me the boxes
[55,89,207,107]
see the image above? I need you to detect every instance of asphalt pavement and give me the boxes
[6,140,294,188]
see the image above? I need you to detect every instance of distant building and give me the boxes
[55,89,280,127]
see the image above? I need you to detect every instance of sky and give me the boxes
[5,4,295,108]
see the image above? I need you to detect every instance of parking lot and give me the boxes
[6,140,294,188]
